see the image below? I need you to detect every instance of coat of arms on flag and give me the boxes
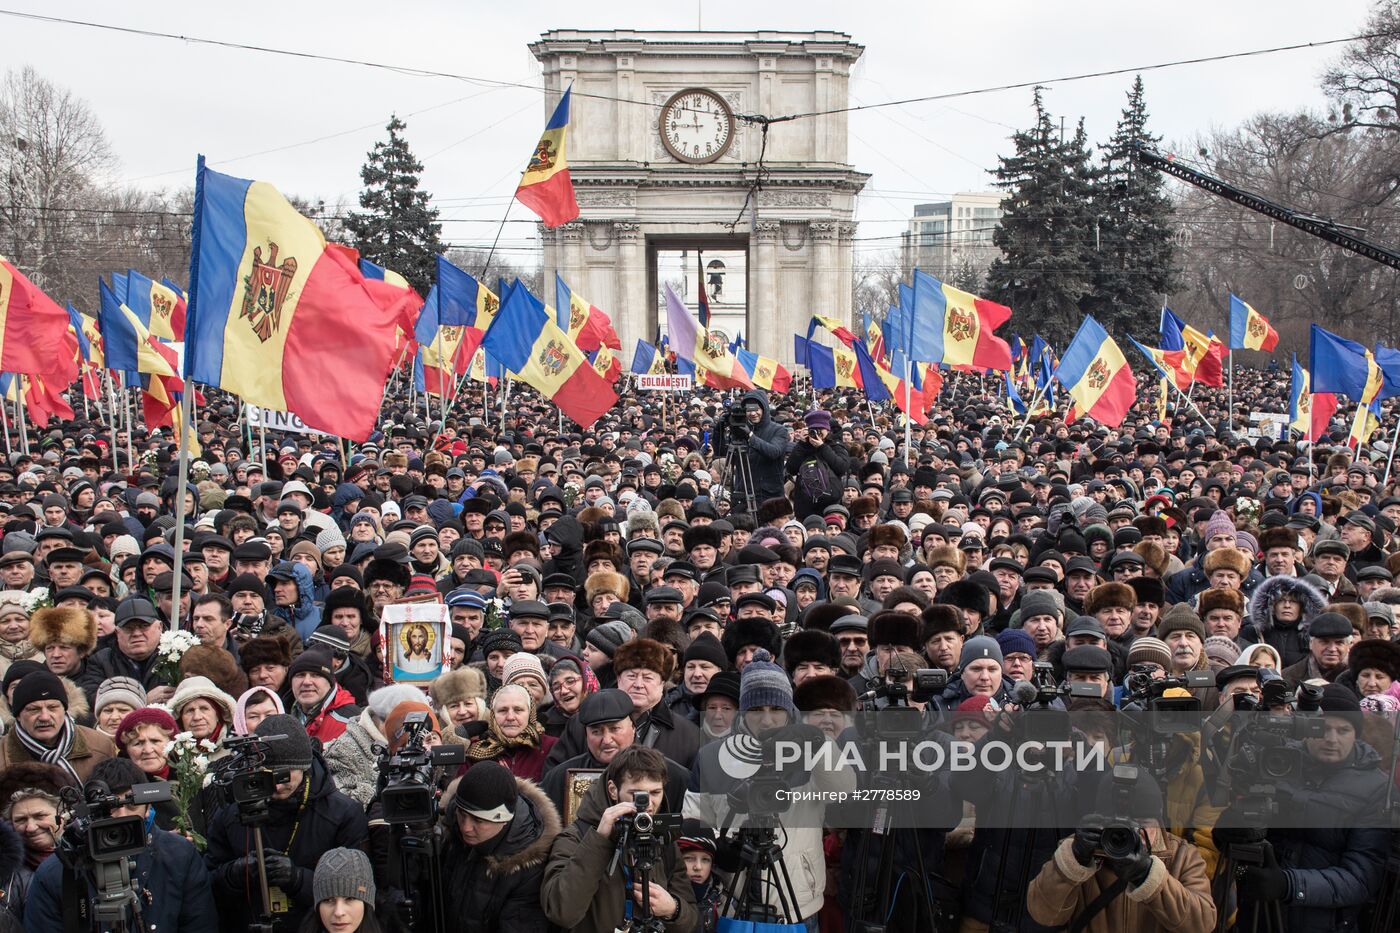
[241,242,298,342]
[1087,358,1110,389]
[538,338,570,375]
[948,307,975,342]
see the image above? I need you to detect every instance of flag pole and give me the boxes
[105,371,120,475]
[903,358,912,457]
[15,388,28,458]
[1013,383,1047,442]
[1381,410,1400,488]
[124,380,134,470]
[168,393,193,631]
[1166,377,1208,421]
[0,395,11,460]
[1227,349,1234,431]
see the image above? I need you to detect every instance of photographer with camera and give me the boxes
[203,714,368,933]
[26,757,216,933]
[541,745,697,933]
[1212,684,1389,933]
[1027,767,1216,933]
[785,409,849,521]
[711,391,790,515]
[437,760,560,933]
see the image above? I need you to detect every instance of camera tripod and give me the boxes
[390,824,447,933]
[723,439,757,523]
[611,821,670,933]
[987,765,1066,933]
[718,814,801,926]
[846,774,951,933]
[1215,836,1286,933]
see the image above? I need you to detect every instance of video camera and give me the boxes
[209,733,289,825]
[1121,666,1214,734]
[859,665,949,708]
[725,402,751,444]
[374,711,465,825]
[1225,709,1325,820]
[609,790,681,877]
[60,780,171,865]
[1006,661,1101,744]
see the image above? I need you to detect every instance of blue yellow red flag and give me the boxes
[514,87,579,228]
[124,269,187,341]
[185,158,418,440]
[1310,324,1384,402]
[630,339,666,375]
[0,257,76,376]
[1228,294,1279,352]
[554,274,620,352]
[665,284,751,390]
[1054,316,1135,427]
[908,270,1014,370]
[480,280,616,428]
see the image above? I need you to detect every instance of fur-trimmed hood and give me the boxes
[441,775,561,877]
[1249,574,1327,639]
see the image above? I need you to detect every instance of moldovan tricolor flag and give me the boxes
[555,275,621,352]
[1290,354,1337,441]
[124,269,187,341]
[184,158,418,441]
[630,339,666,375]
[908,270,1014,371]
[514,87,579,228]
[736,348,792,394]
[0,257,77,375]
[481,280,616,428]
[1228,294,1279,352]
[665,284,751,390]
[415,286,475,397]
[1055,316,1135,428]
[588,346,622,385]
[360,258,425,369]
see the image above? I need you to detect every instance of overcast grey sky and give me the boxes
[2,0,1378,261]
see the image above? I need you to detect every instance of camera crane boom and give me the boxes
[1130,142,1400,270]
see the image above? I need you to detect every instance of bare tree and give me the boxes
[0,66,114,298]
[852,248,906,321]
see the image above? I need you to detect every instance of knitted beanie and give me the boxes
[1126,636,1172,672]
[114,707,177,751]
[738,649,797,720]
[502,652,548,696]
[1204,635,1241,669]
[1202,511,1236,543]
[1157,603,1206,642]
[682,633,728,671]
[958,636,1004,671]
[584,620,633,658]
[94,676,147,716]
[452,760,518,822]
[312,848,376,906]
[12,671,68,717]
[254,713,314,771]
[316,525,347,553]
[995,629,1036,660]
[1017,589,1062,623]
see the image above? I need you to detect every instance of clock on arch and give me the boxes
[658,88,735,164]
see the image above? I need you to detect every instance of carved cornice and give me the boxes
[613,221,642,241]
[557,222,585,241]
[752,221,781,241]
[809,222,839,240]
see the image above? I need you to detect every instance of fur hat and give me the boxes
[178,646,246,698]
[1133,542,1170,578]
[642,618,690,657]
[920,604,963,640]
[781,630,840,676]
[584,571,629,605]
[682,525,722,553]
[1328,602,1367,637]
[1203,547,1251,579]
[502,531,541,561]
[848,496,881,520]
[867,525,907,553]
[801,602,857,632]
[584,539,624,570]
[363,556,412,591]
[0,762,75,813]
[793,674,858,713]
[925,546,966,573]
[1084,582,1137,616]
[1197,587,1246,618]
[613,637,676,681]
[721,616,782,665]
[1127,576,1165,606]
[1257,526,1300,554]
[238,635,292,674]
[1132,516,1168,538]
[430,666,487,709]
[940,580,989,618]
[1349,638,1400,681]
[869,610,922,650]
[28,606,97,653]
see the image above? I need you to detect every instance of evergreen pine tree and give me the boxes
[1089,76,1177,337]
[987,89,1096,342]
[344,116,443,295]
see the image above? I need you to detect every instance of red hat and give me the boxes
[115,706,178,752]
[952,694,996,727]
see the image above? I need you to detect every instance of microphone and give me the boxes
[1011,680,1040,706]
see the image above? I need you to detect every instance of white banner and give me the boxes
[245,404,319,436]
[635,374,692,391]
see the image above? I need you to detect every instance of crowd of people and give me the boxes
[0,363,1393,933]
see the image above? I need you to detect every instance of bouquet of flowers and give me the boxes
[659,457,682,485]
[164,731,216,849]
[483,597,508,631]
[18,588,52,614]
[152,629,200,685]
[562,481,581,508]
[1234,497,1261,526]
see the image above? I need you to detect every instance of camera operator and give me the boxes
[203,714,368,933]
[785,409,849,521]
[684,650,855,927]
[438,760,561,933]
[1027,768,1216,933]
[541,746,697,933]
[1212,684,1389,933]
[25,757,216,933]
[711,391,790,513]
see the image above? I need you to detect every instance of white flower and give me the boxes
[202,773,214,788]
[174,731,194,744]
[194,755,209,770]
[163,740,176,755]
[198,739,217,753]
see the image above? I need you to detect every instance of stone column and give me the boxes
[838,222,859,322]
[557,222,584,300]
[538,224,558,303]
[613,222,644,350]
[751,221,780,362]
[810,221,839,328]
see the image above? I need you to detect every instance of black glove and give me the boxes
[1108,839,1153,886]
[1237,865,1289,902]
[262,853,298,889]
[1072,815,1106,867]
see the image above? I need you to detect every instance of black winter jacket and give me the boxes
[713,390,790,509]
[1248,574,1328,670]
[785,434,852,520]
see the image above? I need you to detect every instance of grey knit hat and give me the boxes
[584,620,634,658]
[312,847,375,905]
[738,649,797,720]
[1017,590,1062,624]
[958,636,1003,671]
[254,714,314,771]
[316,525,346,553]
[94,676,147,715]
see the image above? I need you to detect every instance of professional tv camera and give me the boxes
[1005,661,1102,743]
[57,780,172,933]
[371,711,465,933]
[374,710,466,825]
[1094,764,1150,863]
[608,790,682,933]
[207,732,291,933]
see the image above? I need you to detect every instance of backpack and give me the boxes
[796,455,837,506]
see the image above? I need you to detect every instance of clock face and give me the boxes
[659,89,734,164]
